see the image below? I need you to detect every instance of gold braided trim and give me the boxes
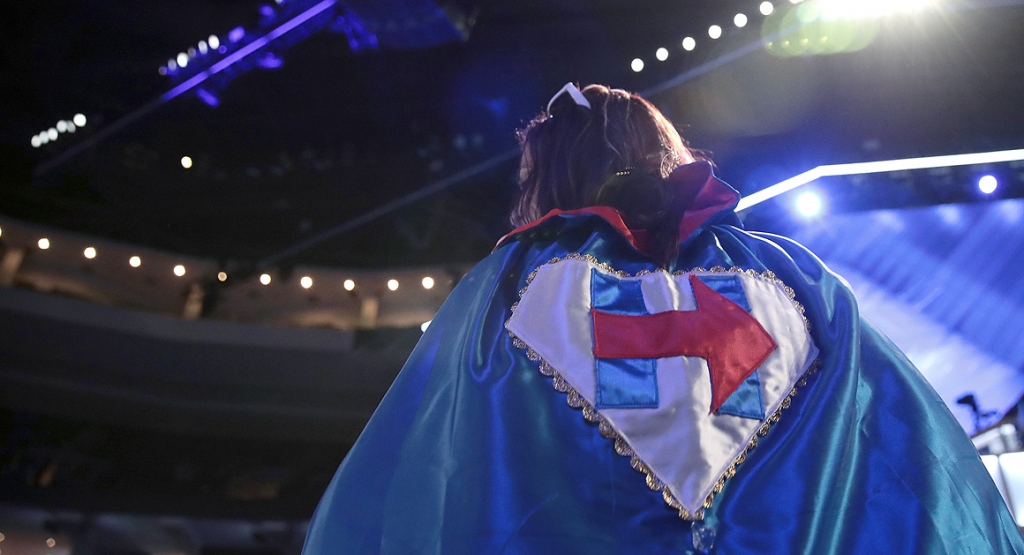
[507,253,820,521]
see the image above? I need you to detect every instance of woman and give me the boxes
[303,84,1023,554]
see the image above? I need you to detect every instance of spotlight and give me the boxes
[198,40,208,54]
[760,1,775,15]
[181,156,193,169]
[174,265,187,277]
[130,255,142,268]
[682,36,696,51]
[56,120,68,133]
[422,276,435,289]
[343,279,355,291]
[734,13,748,27]
[387,279,399,291]
[38,238,50,250]
[300,276,313,289]
[31,135,41,148]
[656,47,669,61]
[177,53,189,68]
[209,34,220,49]
[48,128,58,141]
[260,273,272,285]
[83,247,97,259]
[73,113,87,127]
[39,132,49,144]
[708,25,722,39]
[66,122,76,132]
[168,59,178,71]
[794,191,823,218]
[218,271,228,282]
[630,58,644,72]
[978,175,998,194]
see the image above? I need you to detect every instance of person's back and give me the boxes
[301,83,1023,554]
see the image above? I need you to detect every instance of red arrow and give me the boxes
[592,274,778,414]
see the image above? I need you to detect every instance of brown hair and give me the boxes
[511,84,697,228]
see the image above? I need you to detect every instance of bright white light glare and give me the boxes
[343,279,355,291]
[708,25,722,39]
[420,320,432,332]
[260,273,272,285]
[83,247,97,259]
[66,122,76,132]
[174,264,187,277]
[181,156,193,169]
[37,238,50,250]
[209,35,220,49]
[630,58,645,72]
[387,279,400,291]
[979,174,998,194]
[31,135,41,148]
[817,0,928,19]
[73,113,86,127]
[198,40,208,54]
[130,255,142,268]
[56,120,68,132]
[177,53,189,67]
[737,148,1024,212]
[300,276,313,289]
[218,271,228,282]
[795,192,823,218]
[734,13,748,27]
[760,1,775,15]
[39,133,49,144]
[789,0,802,4]
[656,47,669,61]
[47,128,58,141]
[422,276,435,289]
[682,36,696,51]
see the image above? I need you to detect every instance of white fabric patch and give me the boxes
[506,258,818,516]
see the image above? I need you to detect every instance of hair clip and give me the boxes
[547,82,592,114]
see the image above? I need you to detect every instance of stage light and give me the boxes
[387,279,399,291]
[300,276,313,289]
[168,59,178,71]
[181,156,193,169]
[260,273,272,285]
[421,320,432,332]
[218,271,228,282]
[682,36,696,51]
[422,276,435,289]
[795,191,823,218]
[38,238,50,250]
[760,1,775,15]
[198,40,208,54]
[979,174,998,194]
[174,264,187,276]
[31,135,41,148]
[83,247,97,259]
[39,132,49,144]
[57,120,68,132]
[631,58,644,72]
[343,279,355,291]
[73,113,86,127]
[187,47,197,57]
[708,25,722,39]
[177,53,189,68]
[656,47,669,61]
[47,128,58,141]
[130,256,142,267]
[66,122,76,132]
[209,34,220,49]
[734,13,748,27]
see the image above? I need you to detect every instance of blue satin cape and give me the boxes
[303,175,1023,554]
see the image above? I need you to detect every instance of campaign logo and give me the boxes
[507,255,819,518]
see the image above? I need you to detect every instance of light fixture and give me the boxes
[83,247,97,259]
[209,34,220,49]
[630,58,644,72]
[343,279,355,291]
[47,128,58,141]
[656,47,669,61]
[260,273,272,285]
[422,276,435,289]
[177,52,189,67]
[218,271,228,282]
[174,264,187,276]
[130,255,142,268]
[978,175,998,194]
[682,36,696,51]
[387,279,399,291]
[760,1,775,15]
[57,120,68,133]
[300,276,313,289]
[198,40,209,54]
[73,113,86,127]
[31,135,41,148]
[38,238,50,250]
[734,13,748,27]
[181,156,193,169]
[708,25,722,39]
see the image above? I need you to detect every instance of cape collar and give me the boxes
[495,161,741,256]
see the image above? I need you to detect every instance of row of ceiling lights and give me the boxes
[629,0,792,72]
[3,227,437,293]
[30,113,87,148]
